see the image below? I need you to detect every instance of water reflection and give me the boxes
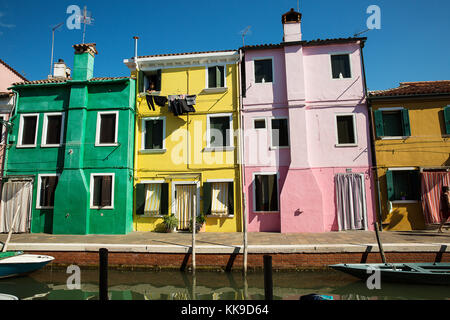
[0,268,448,300]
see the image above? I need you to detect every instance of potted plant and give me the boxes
[163,214,178,233]
[189,214,206,233]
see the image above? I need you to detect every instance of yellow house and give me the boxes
[368,81,450,230]
[124,50,242,232]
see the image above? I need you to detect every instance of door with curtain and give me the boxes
[0,180,33,233]
[421,171,450,224]
[335,173,368,231]
[175,184,197,230]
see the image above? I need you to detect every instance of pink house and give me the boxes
[240,9,376,233]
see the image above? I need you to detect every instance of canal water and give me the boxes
[0,268,448,300]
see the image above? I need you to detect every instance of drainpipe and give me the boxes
[359,40,383,231]
[238,48,248,274]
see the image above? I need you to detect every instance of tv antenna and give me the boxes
[240,26,252,47]
[49,22,64,77]
[353,28,371,37]
[77,6,94,43]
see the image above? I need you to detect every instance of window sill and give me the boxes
[204,146,235,152]
[90,206,114,210]
[390,200,419,204]
[36,206,54,210]
[206,215,234,218]
[335,143,358,148]
[41,144,62,148]
[137,214,166,218]
[202,87,228,94]
[16,145,36,149]
[269,146,289,150]
[139,149,166,154]
[95,143,119,147]
[380,136,409,140]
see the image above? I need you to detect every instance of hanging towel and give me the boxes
[186,95,196,106]
[146,95,155,111]
[153,96,168,107]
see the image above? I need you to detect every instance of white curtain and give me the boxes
[211,182,229,216]
[176,185,196,230]
[144,183,161,216]
[335,173,367,231]
[0,180,33,233]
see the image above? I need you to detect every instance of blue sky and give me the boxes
[0,0,449,90]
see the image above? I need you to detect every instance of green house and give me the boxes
[3,43,135,234]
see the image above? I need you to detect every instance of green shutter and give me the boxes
[203,182,212,216]
[401,109,411,137]
[156,69,162,91]
[152,120,163,149]
[138,71,145,93]
[160,183,169,215]
[410,171,421,201]
[227,182,234,216]
[444,106,450,135]
[135,184,146,215]
[373,110,384,138]
[386,170,394,201]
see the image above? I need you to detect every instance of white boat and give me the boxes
[0,293,19,300]
[0,251,54,279]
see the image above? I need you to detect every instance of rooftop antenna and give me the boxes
[49,22,64,77]
[240,26,252,47]
[77,6,94,43]
[297,0,299,12]
[354,28,371,37]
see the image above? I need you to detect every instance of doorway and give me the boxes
[0,179,33,233]
[335,173,368,231]
[174,183,198,231]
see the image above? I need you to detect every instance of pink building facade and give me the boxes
[240,9,376,233]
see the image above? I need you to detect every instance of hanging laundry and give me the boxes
[168,95,197,116]
[145,95,168,111]
[146,95,156,111]
[186,95,196,106]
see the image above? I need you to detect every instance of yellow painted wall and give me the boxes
[372,97,450,230]
[133,64,242,232]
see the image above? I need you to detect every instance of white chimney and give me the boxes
[282,8,302,42]
[53,59,71,79]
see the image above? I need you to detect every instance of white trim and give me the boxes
[253,118,267,130]
[138,180,166,184]
[89,173,115,210]
[253,56,275,84]
[36,173,60,209]
[269,116,290,149]
[95,111,119,147]
[252,172,280,213]
[335,113,358,147]
[141,116,166,152]
[41,112,65,148]
[171,180,200,222]
[17,113,39,148]
[330,52,353,80]
[205,64,228,90]
[206,113,234,149]
[387,167,417,171]
[205,178,234,183]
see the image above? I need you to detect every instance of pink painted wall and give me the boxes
[0,61,24,92]
[242,39,375,233]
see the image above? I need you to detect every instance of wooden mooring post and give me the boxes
[374,222,387,264]
[263,255,273,300]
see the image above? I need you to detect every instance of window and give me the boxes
[331,54,351,79]
[254,119,266,129]
[336,114,357,145]
[443,105,450,135]
[386,169,420,201]
[18,114,38,147]
[203,181,234,216]
[142,117,165,151]
[254,174,279,212]
[254,59,273,83]
[37,174,59,209]
[373,108,411,138]
[270,118,289,148]
[135,182,169,216]
[208,66,225,88]
[96,112,118,146]
[207,114,233,148]
[139,69,161,93]
[90,174,114,209]
[42,113,64,147]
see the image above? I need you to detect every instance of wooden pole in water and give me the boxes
[263,255,273,300]
[374,222,387,264]
[99,248,109,301]
[243,194,248,274]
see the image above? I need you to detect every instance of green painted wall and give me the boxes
[6,74,136,235]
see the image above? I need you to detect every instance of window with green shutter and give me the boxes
[208,66,225,88]
[373,109,411,138]
[208,115,232,147]
[143,118,165,150]
[386,169,420,201]
[443,105,450,135]
[135,183,169,216]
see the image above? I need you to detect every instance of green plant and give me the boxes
[189,214,206,232]
[163,214,178,232]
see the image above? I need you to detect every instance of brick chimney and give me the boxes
[282,8,302,42]
[72,43,98,81]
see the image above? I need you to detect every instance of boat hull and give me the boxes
[330,263,450,286]
[0,254,55,279]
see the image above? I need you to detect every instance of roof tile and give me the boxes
[369,81,450,97]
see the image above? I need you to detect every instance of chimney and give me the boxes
[72,43,98,81]
[52,59,71,79]
[282,8,302,42]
